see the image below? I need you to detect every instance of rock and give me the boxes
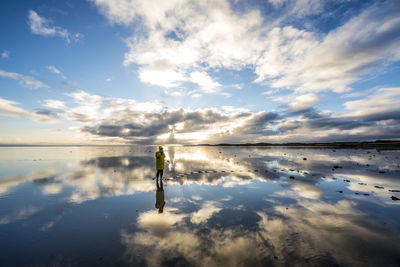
[378,171,385,174]
[389,190,400,192]
[358,183,367,185]
[303,158,307,160]
[374,186,384,189]
[336,190,343,193]
[343,179,350,182]
[333,165,342,169]
[390,196,400,201]
[289,176,295,179]
[355,192,369,196]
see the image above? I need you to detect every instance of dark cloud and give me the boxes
[35,109,61,118]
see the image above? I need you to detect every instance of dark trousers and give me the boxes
[156,169,164,179]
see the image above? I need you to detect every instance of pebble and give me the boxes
[289,176,295,179]
[390,196,400,201]
[343,179,350,182]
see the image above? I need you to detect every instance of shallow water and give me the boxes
[0,146,400,266]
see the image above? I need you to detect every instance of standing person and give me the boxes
[155,146,165,180]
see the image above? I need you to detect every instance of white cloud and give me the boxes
[288,93,319,111]
[268,0,286,8]
[0,98,56,122]
[28,10,82,44]
[0,206,41,224]
[0,69,48,89]
[44,99,67,110]
[343,87,400,119]
[1,50,9,59]
[92,0,400,95]
[47,65,66,79]
[190,201,222,224]
[190,71,221,93]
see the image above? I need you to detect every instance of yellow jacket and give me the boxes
[155,151,165,170]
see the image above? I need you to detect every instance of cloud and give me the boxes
[288,93,320,111]
[190,201,222,224]
[0,206,41,224]
[343,87,400,121]
[47,65,66,79]
[43,99,67,110]
[0,69,48,89]
[32,87,400,144]
[92,0,400,95]
[259,0,400,93]
[0,98,57,122]
[190,71,221,94]
[1,50,9,59]
[28,10,82,43]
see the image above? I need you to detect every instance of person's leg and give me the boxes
[160,169,164,180]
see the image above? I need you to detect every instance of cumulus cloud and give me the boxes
[190,201,222,224]
[28,10,82,44]
[92,0,400,95]
[0,69,48,89]
[288,93,320,111]
[34,87,400,144]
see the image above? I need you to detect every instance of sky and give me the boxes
[0,0,399,145]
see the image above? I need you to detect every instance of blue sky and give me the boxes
[0,0,399,144]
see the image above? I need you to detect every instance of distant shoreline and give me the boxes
[195,140,400,150]
[1,140,400,150]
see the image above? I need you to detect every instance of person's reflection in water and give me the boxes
[155,178,165,213]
